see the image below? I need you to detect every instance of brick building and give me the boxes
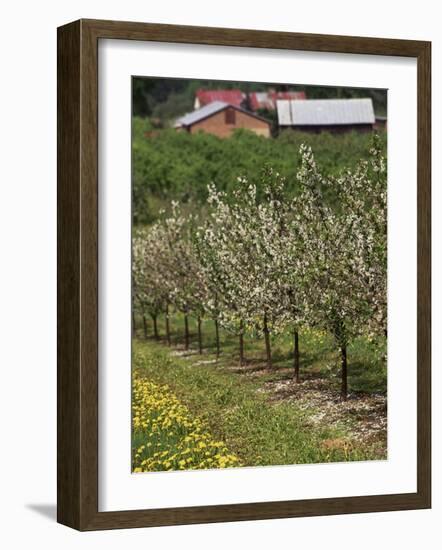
[175,101,271,138]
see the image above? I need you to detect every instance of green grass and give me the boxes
[133,315,387,467]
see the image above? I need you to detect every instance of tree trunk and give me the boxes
[165,305,171,346]
[214,318,220,361]
[341,345,348,400]
[294,329,300,382]
[197,316,203,354]
[263,313,272,369]
[239,320,245,366]
[184,313,190,350]
[132,311,136,337]
[152,314,159,341]
[142,314,148,340]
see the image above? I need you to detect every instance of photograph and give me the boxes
[131,76,388,474]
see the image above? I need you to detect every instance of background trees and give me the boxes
[132,77,387,120]
[132,126,387,224]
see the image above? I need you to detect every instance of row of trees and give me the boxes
[133,138,386,399]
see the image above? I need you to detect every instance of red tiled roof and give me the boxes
[196,89,245,107]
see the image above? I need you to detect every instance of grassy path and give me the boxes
[133,339,386,470]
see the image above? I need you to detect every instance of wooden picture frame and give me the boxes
[57,18,431,531]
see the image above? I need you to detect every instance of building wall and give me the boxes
[374,119,388,131]
[189,108,270,138]
[282,123,374,134]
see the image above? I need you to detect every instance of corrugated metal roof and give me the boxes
[249,92,271,111]
[277,98,375,126]
[249,90,306,111]
[195,89,245,107]
[175,101,229,127]
[175,101,271,128]
[277,99,293,126]
[271,90,306,102]
[255,92,268,102]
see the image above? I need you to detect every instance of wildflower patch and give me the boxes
[132,370,240,472]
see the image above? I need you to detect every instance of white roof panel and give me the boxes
[276,99,293,125]
[175,101,228,127]
[277,98,375,126]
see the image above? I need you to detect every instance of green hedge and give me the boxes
[132,118,387,225]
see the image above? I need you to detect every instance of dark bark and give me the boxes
[294,329,300,382]
[152,314,159,340]
[142,314,148,340]
[263,313,272,369]
[239,320,245,366]
[341,345,348,400]
[197,316,203,354]
[184,313,190,350]
[214,318,220,360]
[165,305,171,346]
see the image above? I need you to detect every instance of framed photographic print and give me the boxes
[57,19,431,530]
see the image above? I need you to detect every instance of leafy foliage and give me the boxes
[132,123,386,224]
